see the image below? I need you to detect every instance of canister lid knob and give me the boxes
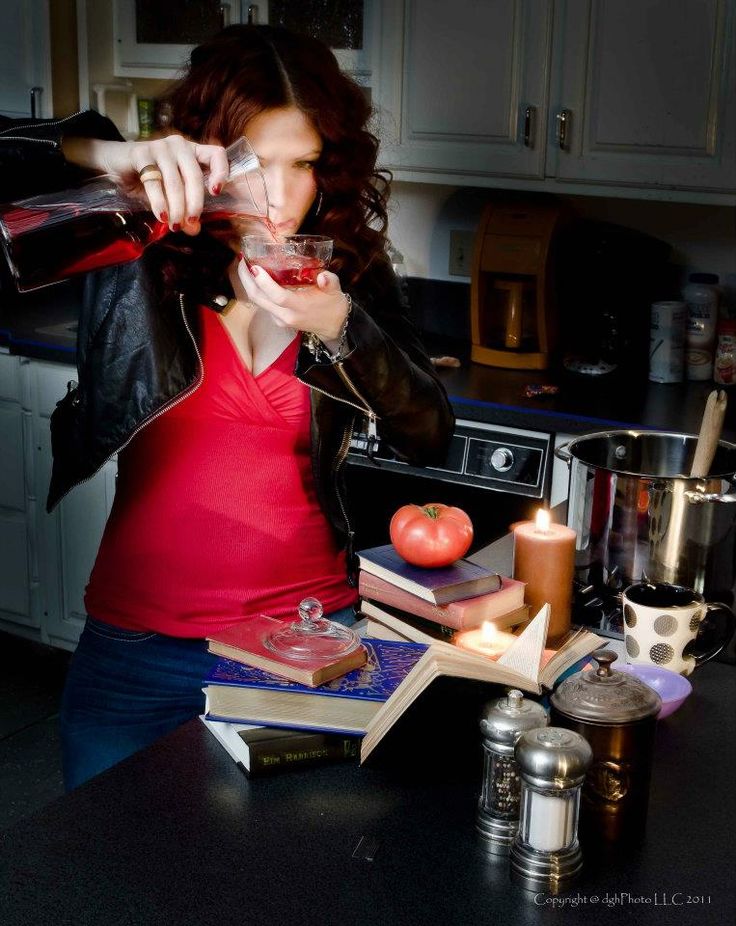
[550,649,662,724]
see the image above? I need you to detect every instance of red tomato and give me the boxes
[389,503,474,568]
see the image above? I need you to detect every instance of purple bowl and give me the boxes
[617,663,693,718]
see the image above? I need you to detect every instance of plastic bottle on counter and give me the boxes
[649,300,686,383]
[683,272,720,381]
[714,319,736,386]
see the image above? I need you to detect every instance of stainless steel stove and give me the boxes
[345,418,555,551]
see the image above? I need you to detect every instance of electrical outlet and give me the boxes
[448,230,475,277]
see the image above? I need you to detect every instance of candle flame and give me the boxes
[480,621,500,644]
[535,508,551,533]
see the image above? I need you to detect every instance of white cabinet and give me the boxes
[547,0,736,194]
[0,355,116,650]
[0,0,52,118]
[113,0,377,83]
[375,0,736,200]
[376,0,552,179]
[0,355,37,633]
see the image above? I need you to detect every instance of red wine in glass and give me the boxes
[255,256,327,287]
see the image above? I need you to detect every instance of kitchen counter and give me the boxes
[2,288,734,438]
[0,661,733,926]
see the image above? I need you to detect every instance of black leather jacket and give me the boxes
[1,113,454,563]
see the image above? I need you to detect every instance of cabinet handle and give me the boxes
[30,86,43,118]
[220,4,231,27]
[556,109,571,150]
[247,3,259,23]
[523,106,535,147]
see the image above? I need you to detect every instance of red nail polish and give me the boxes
[172,223,181,232]
[212,184,222,196]
[160,211,168,223]
[238,251,244,261]
[187,216,198,225]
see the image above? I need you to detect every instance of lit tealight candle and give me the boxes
[454,621,517,659]
[513,509,576,642]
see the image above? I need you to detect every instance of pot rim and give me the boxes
[564,429,736,480]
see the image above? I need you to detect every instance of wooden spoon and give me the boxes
[690,389,728,478]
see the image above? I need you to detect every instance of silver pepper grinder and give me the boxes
[510,727,593,895]
[477,689,548,854]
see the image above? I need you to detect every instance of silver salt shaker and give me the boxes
[510,727,593,895]
[476,689,548,854]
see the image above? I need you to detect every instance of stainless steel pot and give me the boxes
[555,430,736,603]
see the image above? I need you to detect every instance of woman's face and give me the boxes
[245,106,323,236]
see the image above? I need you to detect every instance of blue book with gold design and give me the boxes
[204,639,428,736]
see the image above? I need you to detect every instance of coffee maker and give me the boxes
[556,220,672,376]
[470,198,566,370]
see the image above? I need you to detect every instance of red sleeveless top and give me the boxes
[84,305,356,636]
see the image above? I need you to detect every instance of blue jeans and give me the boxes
[60,606,357,791]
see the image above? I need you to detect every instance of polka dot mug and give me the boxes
[622,583,735,676]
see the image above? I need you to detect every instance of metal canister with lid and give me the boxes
[476,689,548,853]
[550,650,662,844]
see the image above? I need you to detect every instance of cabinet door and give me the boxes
[114,0,375,82]
[376,0,552,178]
[0,355,39,633]
[0,0,52,118]
[0,405,36,628]
[114,0,226,77]
[548,0,736,193]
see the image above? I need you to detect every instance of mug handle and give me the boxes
[683,602,736,666]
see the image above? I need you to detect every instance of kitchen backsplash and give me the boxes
[389,182,736,315]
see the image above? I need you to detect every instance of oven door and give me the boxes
[344,419,553,552]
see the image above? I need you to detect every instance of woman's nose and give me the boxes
[264,167,286,214]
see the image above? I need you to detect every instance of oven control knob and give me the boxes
[490,447,515,473]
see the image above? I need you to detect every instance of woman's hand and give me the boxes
[62,135,230,235]
[236,260,350,344]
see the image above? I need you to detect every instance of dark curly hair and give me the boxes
[161,24,390,285]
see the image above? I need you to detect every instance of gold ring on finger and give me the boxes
[138,164,163,183]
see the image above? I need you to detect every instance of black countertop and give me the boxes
[1,661,734,926]
[2,289,734,438]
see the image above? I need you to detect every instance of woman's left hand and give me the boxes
[237,260,349,343]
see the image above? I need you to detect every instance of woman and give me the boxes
[2,25,453,789]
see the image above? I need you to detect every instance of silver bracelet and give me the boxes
[333,292,353,356]
[305,292,353,363]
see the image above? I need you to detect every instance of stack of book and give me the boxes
[202,604,606,770]
[355,543,529,644]
[200,546,606,772]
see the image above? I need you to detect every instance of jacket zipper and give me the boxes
[297,364,378,587]
[51,294,204,507]
[0,136,57,146]
[0,111,85,138]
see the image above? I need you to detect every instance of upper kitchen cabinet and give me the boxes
[547,0,736,194]
[376,0,735,201]
[113,0,377,83]
[374,0,552,179]
[0,0,52,118]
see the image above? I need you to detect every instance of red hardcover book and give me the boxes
[358,571,526,630]
[207,614,367,688]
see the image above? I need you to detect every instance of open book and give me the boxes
[359,605,604,763]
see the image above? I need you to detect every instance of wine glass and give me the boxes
[241,234,333,287]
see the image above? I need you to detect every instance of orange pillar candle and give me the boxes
[513,510,576,641]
